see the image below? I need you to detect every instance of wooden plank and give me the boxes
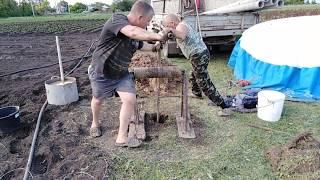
[201,29,247,36]
[128,109,146,140]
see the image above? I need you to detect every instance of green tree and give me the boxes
[111,0,134,12]
[90,2,108,11]
[0,0,20,17]
[19,0,33,16]
[35,0,50,15]
[70,2,87,13]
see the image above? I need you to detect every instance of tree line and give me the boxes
[0,0,138,17]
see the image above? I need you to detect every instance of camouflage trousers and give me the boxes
[189,49,224,106]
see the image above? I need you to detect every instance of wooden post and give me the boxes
[176,70,195,139]
[156,51,161,123]
[55,36,64,82]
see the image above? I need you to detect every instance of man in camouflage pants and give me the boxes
[163,14,229,109]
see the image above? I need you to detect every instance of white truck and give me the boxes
[150,0,260,57]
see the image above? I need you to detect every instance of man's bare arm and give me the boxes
[140,42,154,51]
[171,23,187,40]
[120,25,163,41]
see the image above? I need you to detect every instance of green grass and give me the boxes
[109,55,320,179]
[0,13,110,24]
[263,4,320,11]
[259,4,320,22]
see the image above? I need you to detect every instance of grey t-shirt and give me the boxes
[91,13,143,79]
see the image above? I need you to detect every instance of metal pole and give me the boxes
[131,66,183,79]
[194,0,202,38]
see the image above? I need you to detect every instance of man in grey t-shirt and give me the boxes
[88,1,168,147]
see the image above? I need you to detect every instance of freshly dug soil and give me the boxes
[130,51,182,96]
[265,132,320,177]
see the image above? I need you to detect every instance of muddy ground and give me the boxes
[0,33,183,179]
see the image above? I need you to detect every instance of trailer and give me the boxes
[150,0,260,57]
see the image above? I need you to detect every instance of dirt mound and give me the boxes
[130,51,181,96]
[265,132,320,177]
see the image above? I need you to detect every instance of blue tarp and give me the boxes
[228,40,320,102]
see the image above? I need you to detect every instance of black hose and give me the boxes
[0,55,92,78]
[65,40,96,76]
[22,39,97,180]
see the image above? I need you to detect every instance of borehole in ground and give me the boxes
[145,112,169,124]
[142,112,174,142]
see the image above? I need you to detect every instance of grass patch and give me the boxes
[259,4,320,22]
[109,55,320,179]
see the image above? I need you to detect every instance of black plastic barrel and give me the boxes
[0,106,20,134]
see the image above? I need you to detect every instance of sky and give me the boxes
[48,0,113,7]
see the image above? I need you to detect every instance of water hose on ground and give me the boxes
[22,100,47,180]
[22,40,97,180]
[0,55,92,78]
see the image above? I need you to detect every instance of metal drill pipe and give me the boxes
[131,66,183,79]
[167,32,174,39]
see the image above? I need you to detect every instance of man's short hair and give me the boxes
[164,14,180,23]
[130,1,154,17]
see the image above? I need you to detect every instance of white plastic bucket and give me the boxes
[257,90,285,122]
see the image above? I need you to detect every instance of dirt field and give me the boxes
[0,33,115,179]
